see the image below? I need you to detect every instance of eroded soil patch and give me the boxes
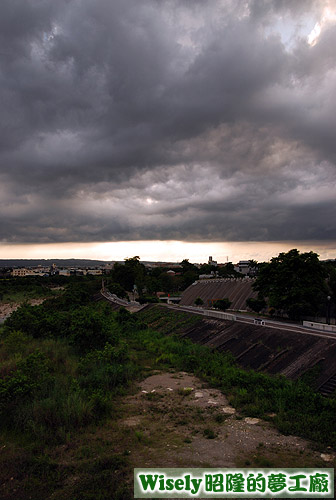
[0,298,45,320]
[120,371,335,470]
[1,371,334,500]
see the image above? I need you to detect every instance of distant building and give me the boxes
[102,264,114,272]
[12,267,49,277]
[86,269,102,275]
[59,269,71,276]
[50,263,57,275]
[234,261,257,276]
[12,268,28,277]
[208,256,217,267]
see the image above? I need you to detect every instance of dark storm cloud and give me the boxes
[1,0,336,243]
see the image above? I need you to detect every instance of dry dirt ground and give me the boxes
[119,371,335,471]
[0,299,45,320]
[15,370,333,500]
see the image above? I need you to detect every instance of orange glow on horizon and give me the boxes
[0,240,335,263]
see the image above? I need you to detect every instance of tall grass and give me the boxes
[0,309,140,444]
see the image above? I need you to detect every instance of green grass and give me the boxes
[203,428,216,439]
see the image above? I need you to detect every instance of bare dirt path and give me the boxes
[39,370,335,499]
[121,371,335,470]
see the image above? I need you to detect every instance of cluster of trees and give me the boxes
[0,279,146,446]
[252,249,335,320]
[193,249,335,321]
[108,256,241,298]
[4,279,110,352]
[246,297,267,314]
[0,274,77,302]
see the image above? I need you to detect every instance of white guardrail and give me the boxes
[177,305,236,322]
[204,309,237,321]
[303,321,336,333]
[101,290,130,306]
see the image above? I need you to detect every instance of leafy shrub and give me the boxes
[0,351,51,421]
[213,298,231,311]
[115,307,147,332]
[203,428,216,439]
[2,330,31,355]
[105,281,128,299]
[4,300,119,354]
[78,342,137,393]
[89,389,112,418]
[67,306,118,353]
[246,297,266,313]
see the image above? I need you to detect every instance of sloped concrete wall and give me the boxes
[180,278,257,309]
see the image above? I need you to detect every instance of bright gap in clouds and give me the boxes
[308,5,336,46]
[0,241,335,263]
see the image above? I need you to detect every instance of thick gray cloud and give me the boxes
[1,0,336,243]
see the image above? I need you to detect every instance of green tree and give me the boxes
[198,264,213,275]
[179,259,198,289]
[217,263,241,278]
[248,260,259,276]
[213,298,231,311]
[111,256,146,292]
[246,297,266,313]
[144,275,160,294]
[253,249,327,320]
[182,270,198,289]
[194,297,204,306]
[180,259,198,274]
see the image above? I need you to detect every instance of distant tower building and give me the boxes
[50,263,57,275]
[208,256,217,267]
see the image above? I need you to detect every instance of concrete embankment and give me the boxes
[138,305,336,395]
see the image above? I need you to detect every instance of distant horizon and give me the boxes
[1,240,335,264]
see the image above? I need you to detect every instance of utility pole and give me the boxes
[326,295,331,325]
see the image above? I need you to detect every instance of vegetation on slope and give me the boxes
[0,282,335,499]
[139,306,336,445]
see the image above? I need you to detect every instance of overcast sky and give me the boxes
[1,0,336,259]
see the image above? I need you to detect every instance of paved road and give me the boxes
[167,304,336,341]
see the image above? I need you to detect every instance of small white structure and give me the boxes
[254,318,265,326]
